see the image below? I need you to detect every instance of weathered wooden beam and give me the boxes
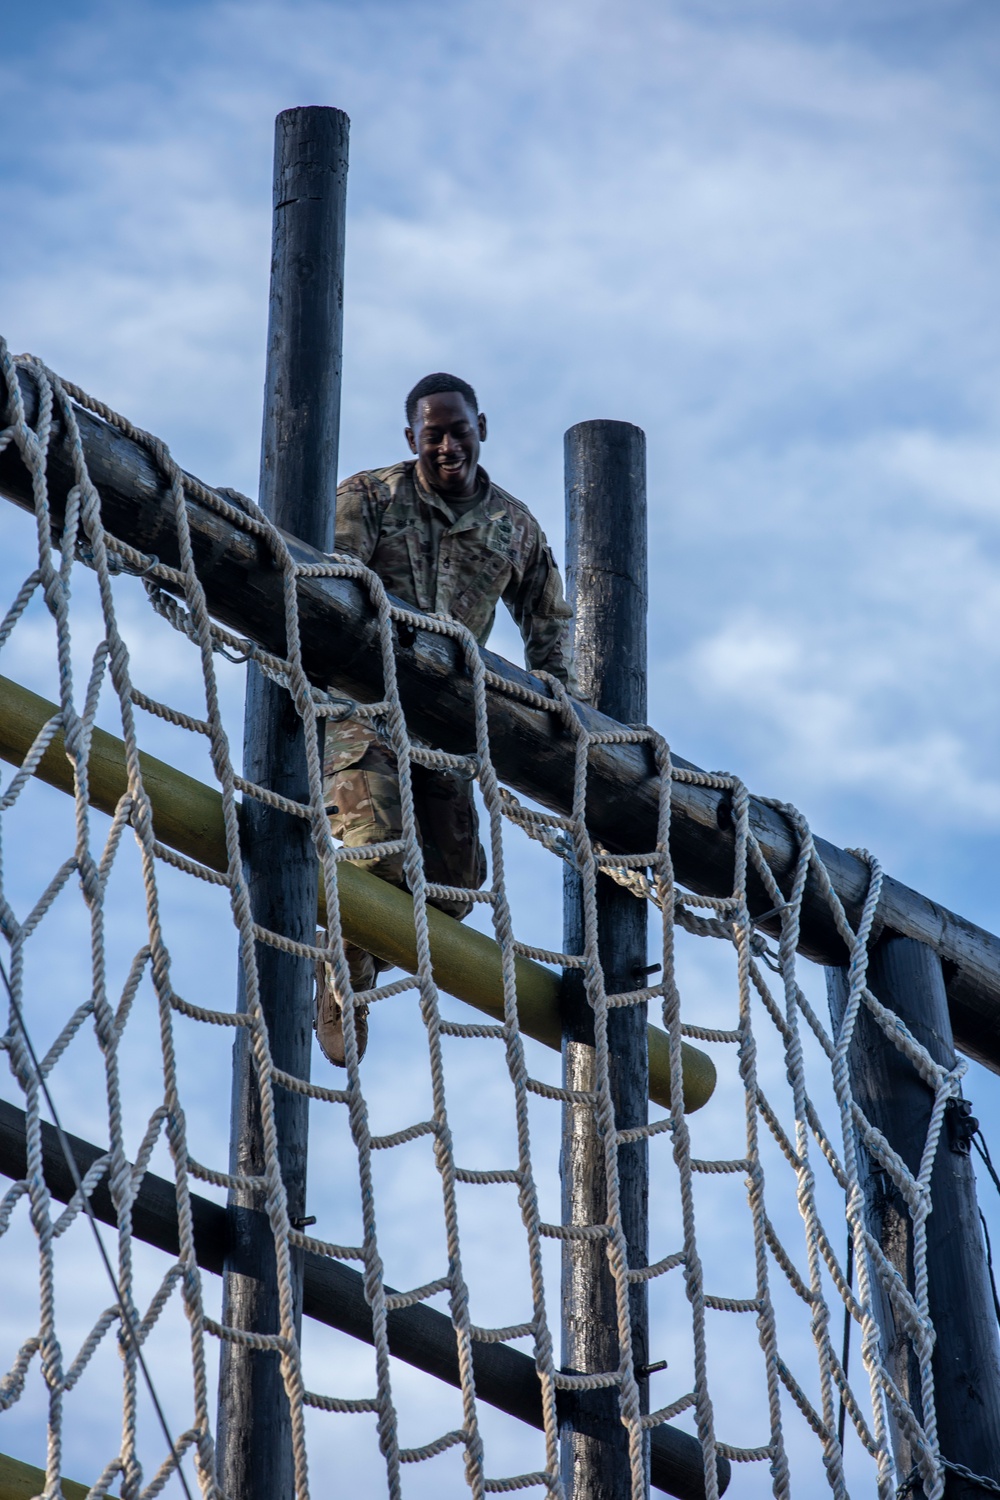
[0,1097,729,1499]
[3,365,1000,1071]
[561,419,651,1497]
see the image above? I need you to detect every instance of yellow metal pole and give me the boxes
[0,673,715,1111]
[0,1451,96,1500]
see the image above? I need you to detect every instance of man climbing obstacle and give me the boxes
[316,372,577,1065]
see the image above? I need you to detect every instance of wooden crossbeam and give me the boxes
[0,1098,729,1499]
[1,364,998,1071]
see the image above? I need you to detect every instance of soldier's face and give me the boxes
[406,392,488,499]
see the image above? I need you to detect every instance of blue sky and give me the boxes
[4,1,1000,1494]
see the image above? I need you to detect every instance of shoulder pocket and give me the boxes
[323,719,382,777]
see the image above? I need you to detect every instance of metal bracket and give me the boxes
[946,1097,979,1156]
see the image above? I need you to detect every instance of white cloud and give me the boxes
[684,609,1000,823]
[880,429,1000,518]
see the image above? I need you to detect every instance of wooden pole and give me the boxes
[216,105,348,1500]
[7,380,1000,1070]
[562,420,650,1498]
[828,938,1000,1496]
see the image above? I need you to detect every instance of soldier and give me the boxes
[317,372,576,1065]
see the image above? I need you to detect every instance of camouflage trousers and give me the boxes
[322,719,487,980]
[313,723,485,1056]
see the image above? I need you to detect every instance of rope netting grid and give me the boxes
[0,338,964,1499]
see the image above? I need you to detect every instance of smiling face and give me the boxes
[406,390,488,500]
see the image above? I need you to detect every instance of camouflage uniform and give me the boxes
[323,460,575,983]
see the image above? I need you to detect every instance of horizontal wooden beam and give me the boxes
[0,671,715,1112]
[0,1097,728,1499]
[2,363,999,1074]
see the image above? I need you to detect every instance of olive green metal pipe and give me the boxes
[0,1451,96,1500]
[0,673,715,1111]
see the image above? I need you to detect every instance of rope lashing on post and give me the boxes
[0,339,973,1498]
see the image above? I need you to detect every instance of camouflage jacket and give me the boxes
[334,460,576,689]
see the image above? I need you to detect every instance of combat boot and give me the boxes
[315,941,372,1066]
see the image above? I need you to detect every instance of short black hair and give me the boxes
[405,372,479,427]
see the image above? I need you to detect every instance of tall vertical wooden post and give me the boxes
[828,937,1000,1497]
[561,420,650,1499]
[217,106,349,1500]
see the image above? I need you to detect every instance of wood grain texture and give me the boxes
[562,420,651,1498]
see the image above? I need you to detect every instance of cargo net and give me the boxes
[0,338,966,1500]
